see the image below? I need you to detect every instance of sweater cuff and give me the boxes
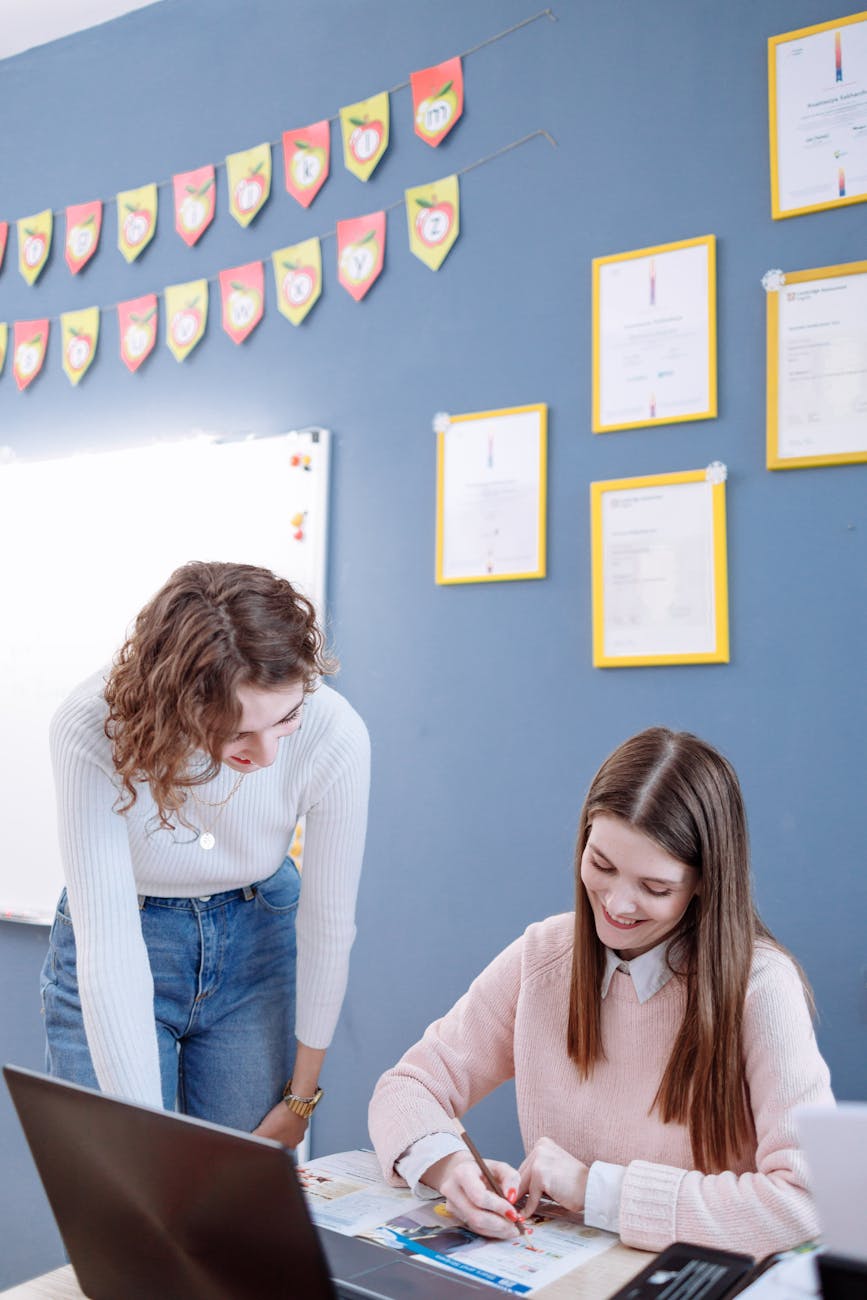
[395,1132,466,1198]
[584,1161,626,1234]
[619,1160,687,1251]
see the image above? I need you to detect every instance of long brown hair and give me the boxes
[567,727,805,1173]
[104,561,334,823]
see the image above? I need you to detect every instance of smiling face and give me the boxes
[579,813,699,958]
[219,680,305,772]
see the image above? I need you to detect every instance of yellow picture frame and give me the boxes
[592,235,717,434]
[435,403,547,585]
[590,467,729,667]
[768,11,867,220]
[767,260,867,469]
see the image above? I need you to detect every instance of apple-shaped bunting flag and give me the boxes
[165,279,208,362]
[118,294,158,372]
[0,222,8,272]
[219,261,265,344]
[173,165,216,246]
[226,144,272,227]
[13,319,49,390]
[283,120,330,208]
[337,211,386,301]
[410,57,464,147]
[65,201,102,274]
[61,307,99,386]
[117,184,157,262]
[17,210,53,285]
[0,323,8,376]
[272,237,322,326]
[339,92,390,182]
[405,175,460,270]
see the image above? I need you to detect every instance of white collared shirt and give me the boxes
[395,939,676,1234]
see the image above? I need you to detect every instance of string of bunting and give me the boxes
[0,130,556,388]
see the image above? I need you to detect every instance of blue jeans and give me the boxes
[41,859,300,1132]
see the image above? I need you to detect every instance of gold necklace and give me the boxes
[187,773,246,851]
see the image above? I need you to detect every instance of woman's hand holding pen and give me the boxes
[516,1137,589,1218]
[422,1152,527,1239]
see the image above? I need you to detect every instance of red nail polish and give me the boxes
[505,1209,518,1222]
[507,1187,517,1203]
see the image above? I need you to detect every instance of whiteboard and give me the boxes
[0,429,330,924]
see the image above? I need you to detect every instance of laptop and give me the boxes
[4,1065,490,1300]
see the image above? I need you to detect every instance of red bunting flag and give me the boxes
[173,165,216,246]
[337,212,386,301]
[283,120,330,208]
[410,57,464,147]
[118,294,158,372]
[13,319,49,391]
[0,222,7,271]
[65,201,102,274]
[219,261,265,344]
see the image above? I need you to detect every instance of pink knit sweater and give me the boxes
[368,913,833,1255]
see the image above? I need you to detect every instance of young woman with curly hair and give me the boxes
[44,561,370,1147]
[369,728,833,1256]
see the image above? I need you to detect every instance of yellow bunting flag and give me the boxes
[173,165,216,246]
[411,57,464,147]
[13,319,49,390]
[226,144,271,227]
[0,323,7,376]
[0,222,8,271]
[337,211,385,301]
[65,201,102,274]
[406,175,459,271]
[17,210,52,285]
[219,261,265,344]
[118,293,158,373]
[272,238,322,326]
[340,92,389,181]
[117,184,157,262]
[165,280,208,362]
[61,307,99,386]
[283,120,330,208]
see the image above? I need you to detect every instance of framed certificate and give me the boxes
[592,236,717,433]
[435,403,547,585]
[590,467,729,667]
[769,12,867,219]
[767,260,867,469]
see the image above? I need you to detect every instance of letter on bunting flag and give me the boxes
[405,175,460,270]
[272,238,322,326]
[340,93,389,181]
[61,307,99,386]
[226,145,271,227]
[118,294,158,373]
[283,121,330,207]
[117,184,157,262]
[220,261,265,344]
[165,280,208,362]
[410,57,464,147]
[13,319,49,390]
[17,210,52,285]
[337,212,385,301]
[65,201,102,274]
[173,166,216,246]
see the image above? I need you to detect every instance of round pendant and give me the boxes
[198,832,216,851]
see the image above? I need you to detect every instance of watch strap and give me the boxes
[282,1082,323,1118]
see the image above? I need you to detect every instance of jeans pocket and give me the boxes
[253,859,301,915]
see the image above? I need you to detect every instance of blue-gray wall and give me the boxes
[1,0,864,1285]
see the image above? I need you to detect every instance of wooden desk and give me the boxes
[1,1244,654,1298]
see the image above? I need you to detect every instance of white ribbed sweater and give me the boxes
[369,913,834,1256]
[50,670,370,1108]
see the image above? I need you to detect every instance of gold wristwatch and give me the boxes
[282,1081,324,1118]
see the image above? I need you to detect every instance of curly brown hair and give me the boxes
[104,561,335,824]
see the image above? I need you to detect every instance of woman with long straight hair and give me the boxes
[369,728,832,1255]
[45,561,370,1147]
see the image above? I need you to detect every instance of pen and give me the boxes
[459,1128,526,1235]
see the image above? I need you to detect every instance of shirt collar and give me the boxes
[600,939,678,1003]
